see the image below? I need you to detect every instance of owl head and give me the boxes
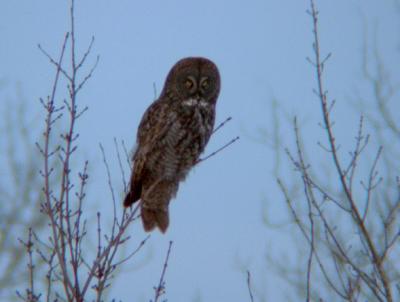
[161,57,221,104]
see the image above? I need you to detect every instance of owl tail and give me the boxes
[141,205,169,233]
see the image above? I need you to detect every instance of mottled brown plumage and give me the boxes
[123,57,221,233]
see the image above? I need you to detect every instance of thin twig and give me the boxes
[153,241,173,302]
[212,116,232,134]
[38,43,72,82]
[114,138,128,193]
[246,270,255,302]
[197,136,239,164]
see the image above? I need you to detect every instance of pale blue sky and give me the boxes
[0,1,399,301]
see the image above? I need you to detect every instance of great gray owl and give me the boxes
[123,57,221,233]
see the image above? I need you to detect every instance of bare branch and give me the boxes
[212,116,232,134]
[153,241,173,302]
[246,271,255,302]
[308,1,393,300]
[197,136,239,164]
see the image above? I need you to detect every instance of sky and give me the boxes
[0,0,399,301]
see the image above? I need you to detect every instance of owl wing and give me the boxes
[124,100,175,207]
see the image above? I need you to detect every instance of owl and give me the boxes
[123,57,221,233]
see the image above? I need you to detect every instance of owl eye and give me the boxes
[201,78,210,90]
[185,78,195,89]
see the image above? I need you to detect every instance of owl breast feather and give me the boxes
[160,101,215,180]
